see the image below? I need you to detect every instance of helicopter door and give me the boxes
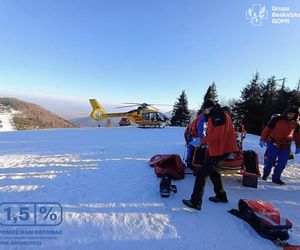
[142,113,150,121]
[148,113,155,122]
[143,113,158,122]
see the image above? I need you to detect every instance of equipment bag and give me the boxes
[242,150,261,188]
[229,199,300,249]
[243,150,260,175]
[149,154,185,179]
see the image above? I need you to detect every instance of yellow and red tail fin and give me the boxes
[89,99,107,121]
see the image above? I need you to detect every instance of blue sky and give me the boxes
[0,0,300,114]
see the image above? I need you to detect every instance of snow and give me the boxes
[0,110,15,132]
[0,127,299,250]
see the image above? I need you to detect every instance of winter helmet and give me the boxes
[283,106,299,119]
[202,99,216,110]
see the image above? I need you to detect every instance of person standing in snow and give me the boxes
[259,106,300,185]
[182,99,238,210]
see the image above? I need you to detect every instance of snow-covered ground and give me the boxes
[0,111,15,132]
[0,127,299,250]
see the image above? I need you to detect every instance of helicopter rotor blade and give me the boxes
[147,104,173,106]
[115,104,140,109]
[122,103,144,105]
[123,102,173,107]
[114,102,178,110]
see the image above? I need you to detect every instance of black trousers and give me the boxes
[191,154,227,205]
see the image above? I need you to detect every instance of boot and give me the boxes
[209,192,228,203]
[160,173,171,197]
[182,199,201,210]
[272,179,286,185]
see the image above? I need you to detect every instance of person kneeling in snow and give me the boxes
[259,106,300,185]
[182,99,238,210]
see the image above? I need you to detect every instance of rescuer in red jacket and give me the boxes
[182,99,238,210]
[260,106,300,185]
[184,115,200,145]
[184,111,207,170]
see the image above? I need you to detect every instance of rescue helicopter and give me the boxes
[89,99,170,128]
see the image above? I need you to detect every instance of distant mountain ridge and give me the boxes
[0,97,77,130]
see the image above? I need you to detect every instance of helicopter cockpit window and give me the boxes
[160,113,168,121]
[156,113,162,121]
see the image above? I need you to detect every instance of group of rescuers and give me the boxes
[182,99,300,210]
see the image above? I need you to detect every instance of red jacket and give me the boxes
[261,118,300,147]
[184,116,199,144]
[202,110,238,156]
[188,116,200,138]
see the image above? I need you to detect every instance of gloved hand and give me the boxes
[295,147,300,154]
[190,138,201,147]
[259,139,266,148]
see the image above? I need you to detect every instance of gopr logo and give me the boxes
[246,4,268,26]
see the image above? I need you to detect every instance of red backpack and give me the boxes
[229,199,299,249]
[149,154,185,179]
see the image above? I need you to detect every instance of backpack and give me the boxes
[209,107,226,126]
[149,154,185,180]
[229,199,300,249]
[267,114,283,129]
